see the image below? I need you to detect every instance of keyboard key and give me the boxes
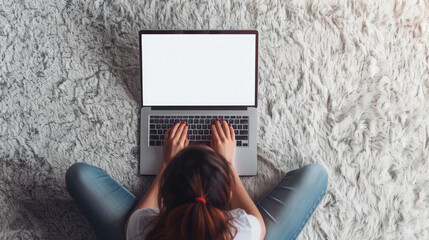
[156,124,161,129]
[149,141,155,146]
[156,141,161,146]
[203,125,207,129]
[240,119,248,124]
[233,124,237,128]
[236,141,242,146]
[150,130,157,134]
[234,130,238,134]
[204,130,209,134]
[150,119,154,123]
[243,116,248,119]
[158,130,163,134]
[238,125,242,129]
[198,130,203,134]
[150,124,155,129]
[243,142,248,146]
[243,125,248,129]
[202,136,207,140]
[196,136,201,140]
[188,130,192,134]
[236,136,248,140]
[190,141,210,146]
[190,135,195,140]
[240,130,248,135]
[197,125,201,129]
[160,119,164,123]
[162,124,167,129]
[193,130,198,134]
[150,135,159,140]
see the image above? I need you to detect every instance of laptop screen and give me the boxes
[141,32,257,106]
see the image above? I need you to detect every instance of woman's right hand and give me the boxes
[211,119,236,167]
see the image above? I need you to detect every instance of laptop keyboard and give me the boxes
[149,115,249,147]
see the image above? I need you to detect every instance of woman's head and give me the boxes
[145,145,237,240]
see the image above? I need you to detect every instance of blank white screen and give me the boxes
[142,34,256,106]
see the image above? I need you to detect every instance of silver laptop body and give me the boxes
[139,30,258,176]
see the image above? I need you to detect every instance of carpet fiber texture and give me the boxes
[1,0,428,239]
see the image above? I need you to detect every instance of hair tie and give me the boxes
[195,197,207,204]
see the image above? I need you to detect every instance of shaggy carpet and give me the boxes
[1,0,428,239]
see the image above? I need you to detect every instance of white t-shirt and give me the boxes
[126,208,261,240]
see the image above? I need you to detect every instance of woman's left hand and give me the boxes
[162,121,189,166]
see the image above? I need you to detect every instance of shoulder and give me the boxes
[126,208,159,240]
[131,208,160,217]
[229,209,261,240]
[128,208,160,225]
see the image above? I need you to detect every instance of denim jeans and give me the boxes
[65,163,328,240]
[256,163,328,240]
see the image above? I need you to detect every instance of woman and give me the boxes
[125,119,266,240]
[66,120,328,240]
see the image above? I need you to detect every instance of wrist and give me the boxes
[231,166,239,178]
[159,163,168,173]
[229,161,236,170]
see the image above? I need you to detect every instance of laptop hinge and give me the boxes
[151,106,248,111]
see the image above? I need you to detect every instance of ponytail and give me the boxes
[146,201,237,240]
[171,201,236,239]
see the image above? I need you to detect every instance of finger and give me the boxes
[174,121,186,140]
[221,119,230,139]
[169,121,181,139]
[185,137,189,147]
[229,124,235,140]
[179,125,188,143]
[210,133,214,147]
[164,128,171,141]
[211,122,220,142]
[215,119,226,140]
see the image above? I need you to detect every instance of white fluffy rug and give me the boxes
[1,0,428,239]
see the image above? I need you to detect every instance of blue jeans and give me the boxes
[256,164,328,240]
[65,163,328,240]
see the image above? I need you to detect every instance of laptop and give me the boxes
[139,30,258,176]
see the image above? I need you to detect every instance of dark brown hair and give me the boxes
[145,145,237,240]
